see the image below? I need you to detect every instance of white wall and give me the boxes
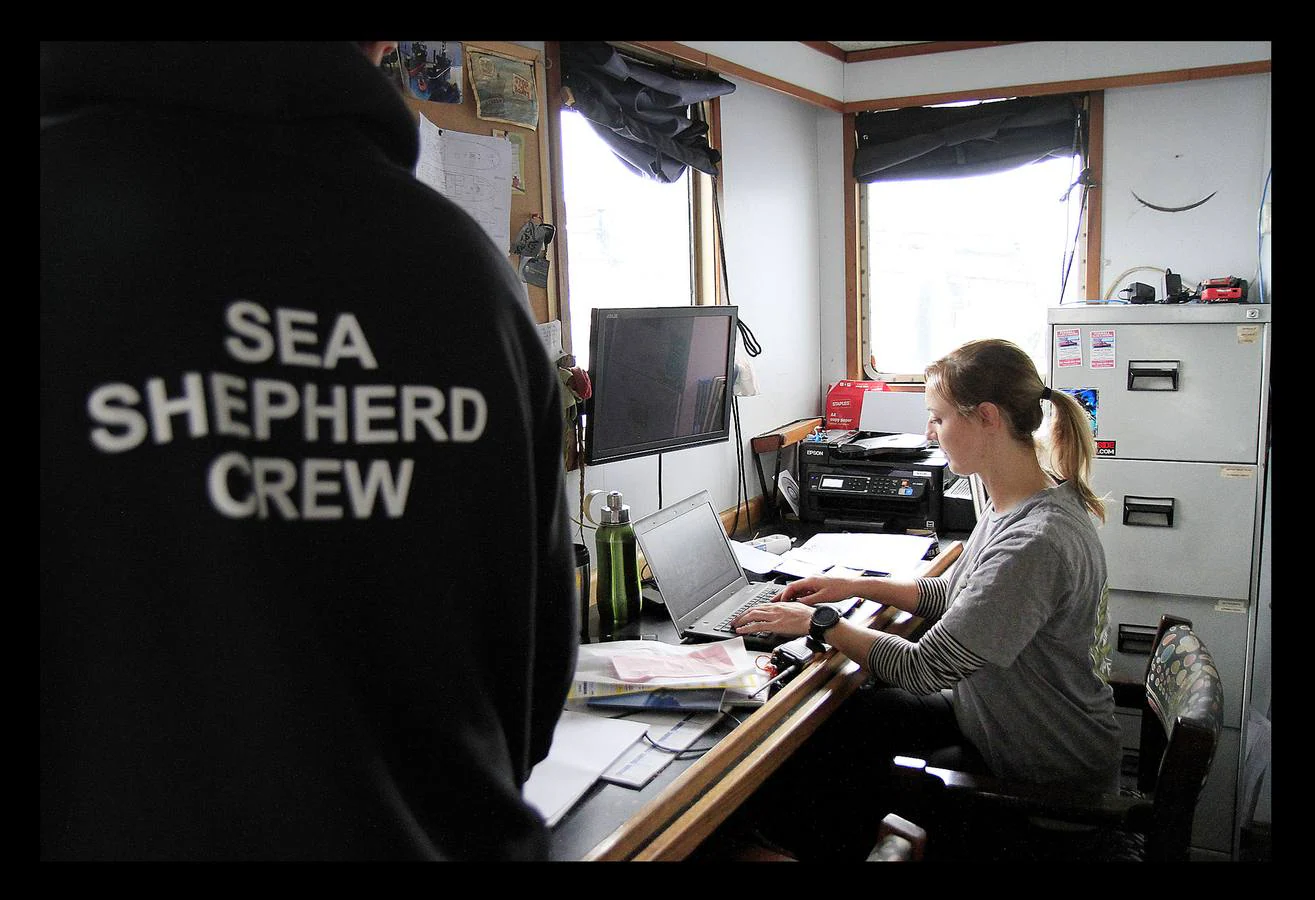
[565,77,828,548]
[842,41,1270,104]
[1100,74,1272,301]
[680,41,844,102]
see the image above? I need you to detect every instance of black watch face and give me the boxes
[814,606,840,628]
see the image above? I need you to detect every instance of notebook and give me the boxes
[631,490,789,649]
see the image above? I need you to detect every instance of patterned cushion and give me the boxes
[1145,624,1224,742]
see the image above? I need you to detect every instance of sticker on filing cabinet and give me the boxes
[1089,330,1116,369]
[1055,328,1082,368]
[1061,388,1099,437]
[1096,440,1117,457]
[1219,466,1254,479]
[1215,599,1246,614]
[1237,325,1260,344]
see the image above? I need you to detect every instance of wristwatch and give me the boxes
[809,605,842,645]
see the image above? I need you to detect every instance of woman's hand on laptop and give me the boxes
[731,600,813,638]
[775,575,859,607]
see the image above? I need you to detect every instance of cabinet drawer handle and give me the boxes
[1117,623,1159,656]
[1122,495,1175,527]
[1127,360,1180,391]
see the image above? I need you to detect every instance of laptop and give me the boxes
[631,490,790,649]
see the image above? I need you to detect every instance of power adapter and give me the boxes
[771,636,814,672]
[1123,282,1156,304]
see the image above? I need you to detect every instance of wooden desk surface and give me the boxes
[563,540,962,862]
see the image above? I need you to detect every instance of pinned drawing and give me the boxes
[413,116,514,253]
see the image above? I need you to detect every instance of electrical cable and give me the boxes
[657,452,663,510]
[1057,110,1090,304]
[1256,168,1271,304]
[711,174,761,357]
[710,172,757,538]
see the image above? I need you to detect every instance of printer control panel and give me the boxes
[813,472,926,499]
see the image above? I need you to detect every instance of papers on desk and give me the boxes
[733,532,936,580]
[522,710,648,827]
[601,711,724,789]
[798,532,936,576]
[567,637,770,704]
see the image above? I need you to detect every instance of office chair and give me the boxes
[884,614,1223,862]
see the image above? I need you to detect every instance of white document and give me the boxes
[522,710,648,827]
[770,547,833,579]
[536,319,564,361]
[857,390,930,434]
[414,116,514,255]
[601,711,723,789]
[798,532,935,577]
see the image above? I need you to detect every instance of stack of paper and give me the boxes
[567,637,772,710]
[522,710,649,826]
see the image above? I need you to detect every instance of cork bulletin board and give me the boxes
[384,40,560,327]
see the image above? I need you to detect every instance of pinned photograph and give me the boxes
[467,48,538,129]
[398,41,463,104]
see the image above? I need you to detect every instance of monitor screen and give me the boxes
[584,305,738,465]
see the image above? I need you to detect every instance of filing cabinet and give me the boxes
[1049,303,1270,859]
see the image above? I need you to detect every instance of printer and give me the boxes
[799,432,953,533]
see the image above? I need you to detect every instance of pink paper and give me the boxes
[610,643,739,682]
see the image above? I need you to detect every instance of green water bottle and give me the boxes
[594,491,642,642]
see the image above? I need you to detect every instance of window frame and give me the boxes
[545,41,725,366]
[844,91,1104,381]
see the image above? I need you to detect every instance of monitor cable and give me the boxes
[711,173,758,539]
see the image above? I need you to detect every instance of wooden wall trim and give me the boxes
[799,40,846,61]
[842,111,860,380]
[842,59,1271,113]
[1085,91,1105,304]
[622,40,844,112]
[844,40,1025,63]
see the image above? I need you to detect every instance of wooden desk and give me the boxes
[560,540,962,861]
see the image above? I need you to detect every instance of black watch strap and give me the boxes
[809,605,841,645]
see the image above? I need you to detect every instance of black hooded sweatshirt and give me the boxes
[41,41,577,860]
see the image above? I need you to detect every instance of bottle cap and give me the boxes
[600,490,631,525]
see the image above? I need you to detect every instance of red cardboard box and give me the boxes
[825,380,890,430]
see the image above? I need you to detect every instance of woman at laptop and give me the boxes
[729,338,1119,861]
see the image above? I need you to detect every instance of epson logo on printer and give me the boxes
[1096,440,1117,457]
[803,447,826,458]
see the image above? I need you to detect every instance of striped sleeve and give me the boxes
[913,576,950,620]
[865,621,988,695]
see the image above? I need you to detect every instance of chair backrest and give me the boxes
[1137,615,1224,861]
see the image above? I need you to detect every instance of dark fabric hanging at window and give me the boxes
[559,41,736,184]
[853,95,1085,183]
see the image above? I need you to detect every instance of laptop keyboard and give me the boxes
[714,584,783,634]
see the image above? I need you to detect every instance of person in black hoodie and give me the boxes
[40,41,577,861]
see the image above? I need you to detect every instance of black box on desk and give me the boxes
[799,440,949,533]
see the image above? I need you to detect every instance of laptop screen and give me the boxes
[636,495,743,621]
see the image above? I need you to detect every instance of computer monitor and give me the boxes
[584,305,738,466]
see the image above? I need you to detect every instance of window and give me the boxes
[551,41,728,372]
[559,108,700,371]
[858,97,1090,379]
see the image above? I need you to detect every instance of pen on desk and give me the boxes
[750,665,798,697]
[861,570,889,578]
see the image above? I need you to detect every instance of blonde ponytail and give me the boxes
[1043,388,1105,523]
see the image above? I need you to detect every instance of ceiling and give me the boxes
[827,41,932,52]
